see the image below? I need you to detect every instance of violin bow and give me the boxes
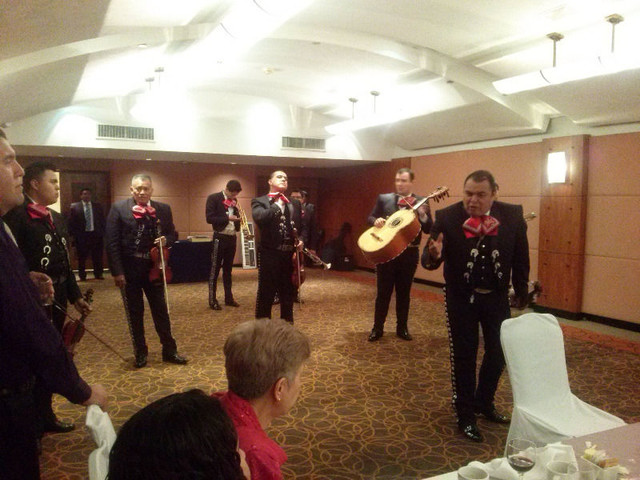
[53,301,128,362]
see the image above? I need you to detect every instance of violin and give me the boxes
[291,228,305,288]
[61,288,94,356]
[149,244,172,284]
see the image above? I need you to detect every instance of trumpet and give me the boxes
[302,248,331,270]
[236,203,254,240]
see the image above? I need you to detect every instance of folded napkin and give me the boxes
[466,443,577,480]
[86,405,117,480]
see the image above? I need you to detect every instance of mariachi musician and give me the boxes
[3,161,91,435]
[367,167,432,342]
[205,180,242,310]
[105,174,187,369]
[251,170,306,324]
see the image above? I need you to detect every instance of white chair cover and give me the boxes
[86,404,116,480]
[500,313,625,446]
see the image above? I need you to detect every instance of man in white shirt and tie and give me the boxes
[68,188,106,280]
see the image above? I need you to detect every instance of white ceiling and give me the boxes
[2,0,640,162]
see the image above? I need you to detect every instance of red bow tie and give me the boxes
[268,192,290,204]
[223,198,237,209]
[397,195,416,208]
[132,203,156,219]
[463,215,500,238]
[27,203,55,229]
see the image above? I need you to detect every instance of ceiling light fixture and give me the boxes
[493,14,640,95]
[326,91,408,135]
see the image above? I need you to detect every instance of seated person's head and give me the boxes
[108,389,247,480]
[224,319,311,417]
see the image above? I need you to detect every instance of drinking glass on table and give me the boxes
[507,438,537,480]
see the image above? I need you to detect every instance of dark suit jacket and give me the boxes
[300,202,318,249]
[205,191,240,233]
[105,198,177,277]
[367,193,433,246]
[68,201,106,237]
[424,200,530,299]
[251,195,306,250]
[3,200,81,303]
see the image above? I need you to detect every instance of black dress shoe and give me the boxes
[476,406,510,424]
[134,353,147,368]
[368,329,383,342]
[459,423,483,442]
[225,300,240,307]
[210,300,222,311]
[396,329,413,341]
[44,419,75,434]
[162,352,188,365]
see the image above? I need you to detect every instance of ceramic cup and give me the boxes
[547,460,578,480]
[458,465,489,480]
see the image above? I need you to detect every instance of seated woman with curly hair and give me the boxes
[217,319,311,480]
[108,389,250,479]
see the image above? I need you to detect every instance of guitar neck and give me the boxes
[411,191,442,210]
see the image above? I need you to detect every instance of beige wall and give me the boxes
[583,133,640,323]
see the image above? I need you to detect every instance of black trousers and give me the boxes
[444,287,511,425]
[209,233,237,305]
[255,247,295,323]
[121,257,177,357]
[373,247,419,332]
[0,386,39,480]
[75,232,104,279]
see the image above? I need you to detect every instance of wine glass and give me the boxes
[507,438,537,480]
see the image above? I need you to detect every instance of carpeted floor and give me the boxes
[42,269,640,479]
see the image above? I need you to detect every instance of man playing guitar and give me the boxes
[367,167,432,342]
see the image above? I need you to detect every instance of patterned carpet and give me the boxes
[42,269,640,480]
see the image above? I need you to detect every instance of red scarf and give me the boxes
[397,195,416,208]
[462,215,499,238]
[268,192,290,204]
[132,203,156,219]
[223,198,237,209]
[27,203,55,229]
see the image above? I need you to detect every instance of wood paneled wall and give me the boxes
[537,136,588,313]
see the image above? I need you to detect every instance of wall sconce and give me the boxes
[547,151,568,184]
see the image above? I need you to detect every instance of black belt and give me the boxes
[0,377,35,398]
[132,252,151,259]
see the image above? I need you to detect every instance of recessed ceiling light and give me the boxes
[145,158,152,161]
[137,43,148,49]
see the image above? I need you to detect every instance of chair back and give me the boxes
[500,313,571,408]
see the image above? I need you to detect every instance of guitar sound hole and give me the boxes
[390,218,403,227]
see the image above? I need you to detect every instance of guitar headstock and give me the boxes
[428,186,450,203]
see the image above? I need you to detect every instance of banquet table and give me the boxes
[422,423,639,480]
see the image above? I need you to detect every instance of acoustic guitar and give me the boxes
[358,186,449,264]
